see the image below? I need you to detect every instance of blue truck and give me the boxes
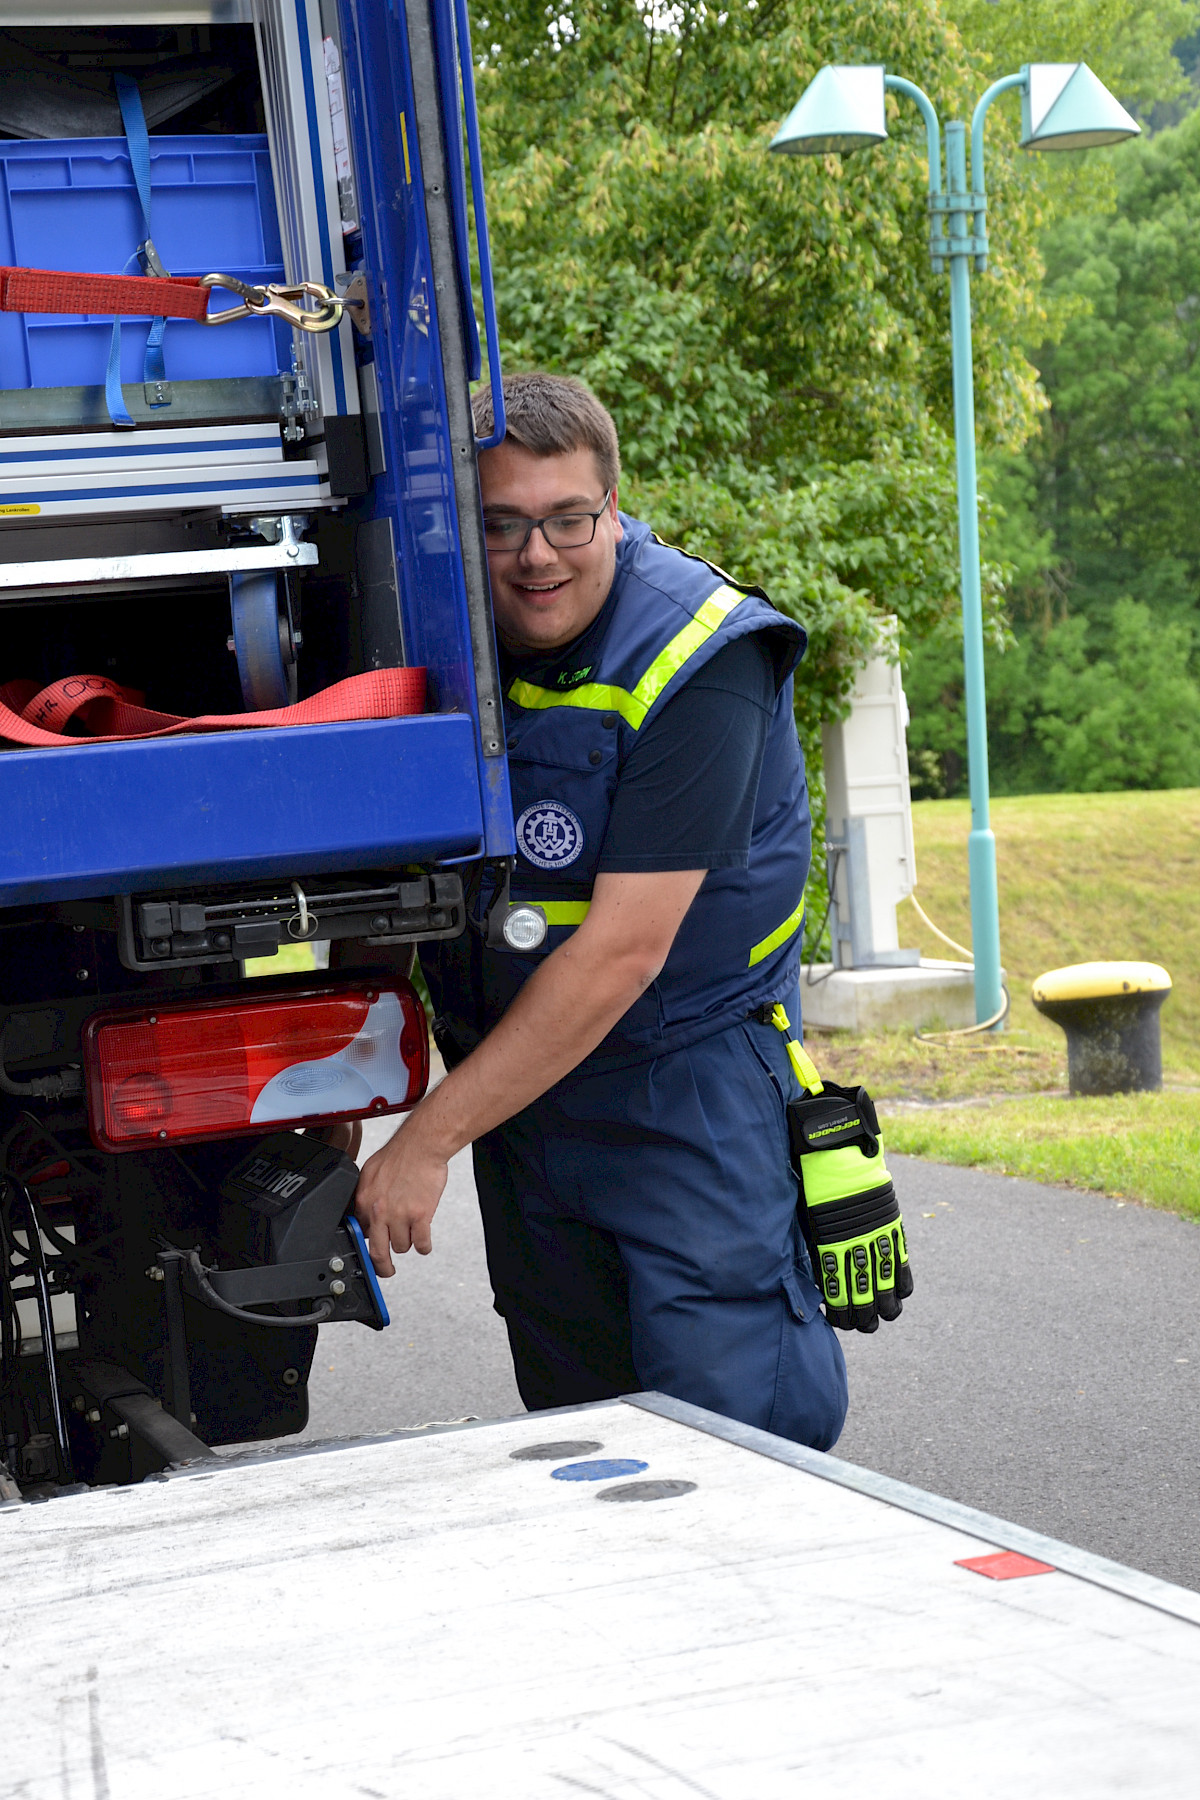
[0,0,513,1491]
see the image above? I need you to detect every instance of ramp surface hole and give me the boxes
[597,1479,698,1503]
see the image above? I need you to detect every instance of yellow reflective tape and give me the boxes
[506,586,746,732]
[749,895,806,968]
[629,585,744,717]
[538,901,591,925]
[506,678,646,729]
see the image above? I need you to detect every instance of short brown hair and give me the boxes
[473,372,621,493]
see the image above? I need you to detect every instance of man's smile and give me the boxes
[513,577,570,598]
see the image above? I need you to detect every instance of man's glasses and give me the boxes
[483,492,612,554]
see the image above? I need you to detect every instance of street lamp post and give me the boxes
[770,63,1140,1026]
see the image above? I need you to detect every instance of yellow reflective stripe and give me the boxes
[749,895,806,968]
[506,585,746,731]
[628,585,744,718]
[539,901,591,925]
[506,679,646,729]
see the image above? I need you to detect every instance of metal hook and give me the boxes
[199,274,345,334]
[287,881,319,941]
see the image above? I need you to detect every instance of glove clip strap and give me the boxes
[770,1003,823,1095]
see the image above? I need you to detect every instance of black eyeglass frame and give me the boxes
[481,491,613,554]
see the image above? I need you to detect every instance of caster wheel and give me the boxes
[229,570,298,710]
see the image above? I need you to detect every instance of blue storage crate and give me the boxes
[0,135,291,390]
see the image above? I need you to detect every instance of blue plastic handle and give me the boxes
[344,1211,390,1329]
[451,0,506,449]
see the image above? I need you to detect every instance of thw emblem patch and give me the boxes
[516,801,585,870]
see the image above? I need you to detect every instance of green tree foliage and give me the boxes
[950,0,1194,113]
[1035,103,1200,627]
[906,600,1200,795]
[471,0,1040,761]
[906,3,1200,798]
[474,0,1200,803]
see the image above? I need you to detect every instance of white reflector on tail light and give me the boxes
[83,981,429,1152]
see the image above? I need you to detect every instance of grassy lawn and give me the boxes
[805,1023,1066,1103]
[805,789,1200,1218]
[897,789,1200,1071]
[881,1093,1200,1223]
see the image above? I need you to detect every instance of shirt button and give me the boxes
[506,735,518,750]
[600,712,616,729]
[588,748,603,766]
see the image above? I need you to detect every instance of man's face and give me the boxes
[478,441,622,653]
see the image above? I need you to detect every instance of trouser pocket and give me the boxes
[739,1023,825,1314]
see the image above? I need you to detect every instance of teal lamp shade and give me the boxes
[1020,63,1141,151]
[770,65,887,156]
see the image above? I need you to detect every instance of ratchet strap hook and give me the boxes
[199,273,345,333]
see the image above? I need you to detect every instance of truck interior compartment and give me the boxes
[0,584,249,719]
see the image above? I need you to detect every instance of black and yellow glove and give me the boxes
[771,1005,913,1334]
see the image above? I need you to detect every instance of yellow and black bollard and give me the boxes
[1031,962,1172,1096]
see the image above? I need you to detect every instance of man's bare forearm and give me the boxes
[399,892,691,1157]
[355,869,704,1267]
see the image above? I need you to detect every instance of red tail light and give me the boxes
[83,981,429,1152]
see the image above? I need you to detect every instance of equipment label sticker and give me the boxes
[0,504,39,515]
[517,801,585,870]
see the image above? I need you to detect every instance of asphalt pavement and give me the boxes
[297,1116,1200,1593]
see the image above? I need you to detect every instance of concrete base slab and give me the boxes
[800,957,987,1032]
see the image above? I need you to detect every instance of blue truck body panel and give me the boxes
[337,0,515,863]
[0,714,484,906]
[0,0,513,906]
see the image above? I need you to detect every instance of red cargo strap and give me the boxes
[0,266,211,322]
[0,667,426,748]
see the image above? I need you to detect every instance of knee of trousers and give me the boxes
[628,1286,848,1453]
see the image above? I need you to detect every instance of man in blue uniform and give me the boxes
[355,372,847,1449]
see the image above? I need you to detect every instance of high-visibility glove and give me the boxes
[769,1005,912,1334]
[786,1081,912,1332]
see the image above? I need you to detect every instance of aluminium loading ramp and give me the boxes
[2,1392,1199,1798]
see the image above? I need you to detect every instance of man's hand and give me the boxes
[354,1124,450,1273]
[352,867,707,1278]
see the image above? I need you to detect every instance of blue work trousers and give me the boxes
[472,1005,848,1450]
